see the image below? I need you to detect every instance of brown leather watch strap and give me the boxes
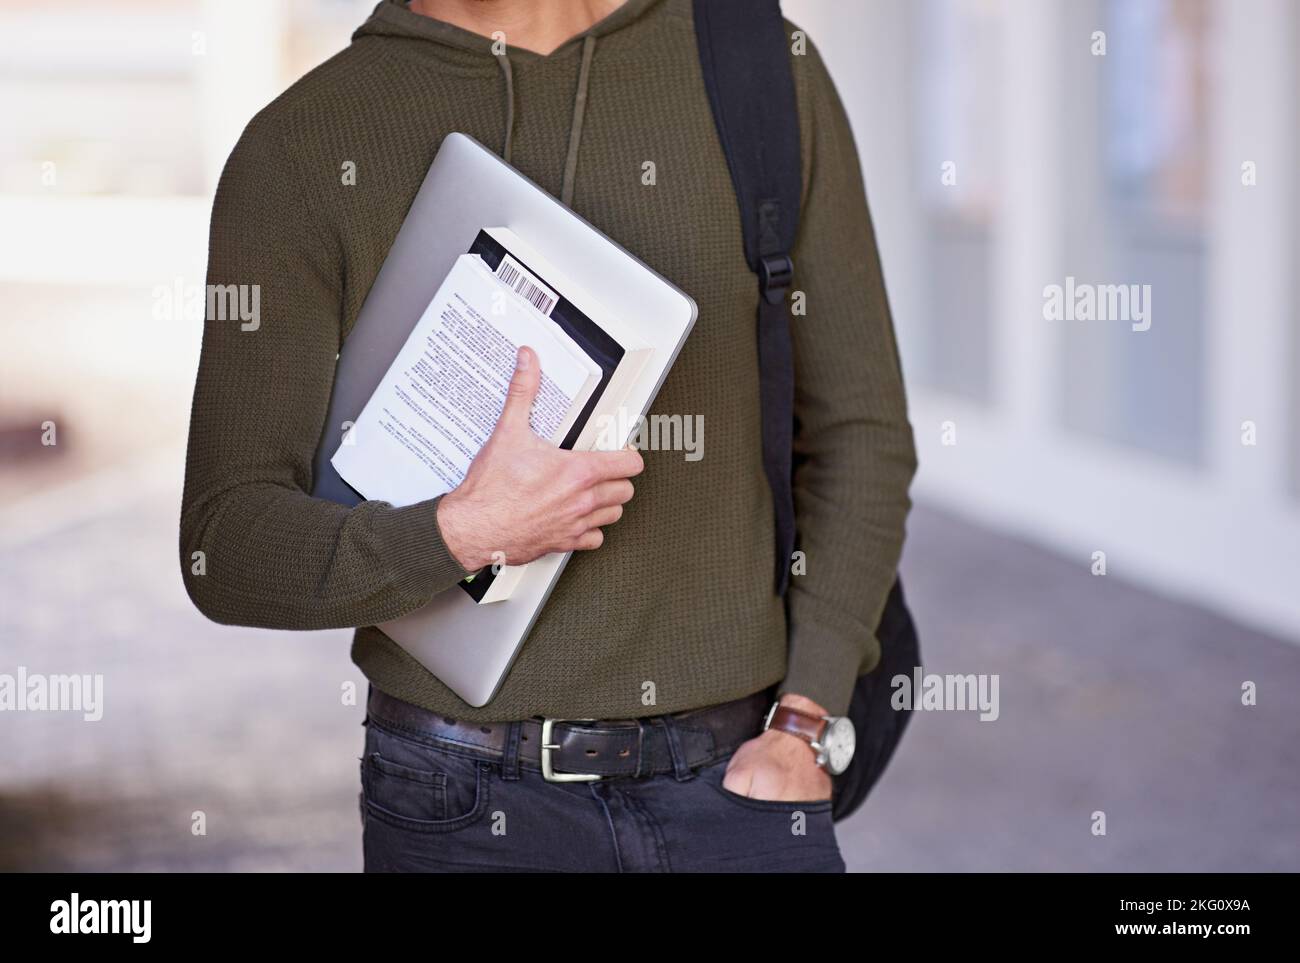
[767,705,827,746]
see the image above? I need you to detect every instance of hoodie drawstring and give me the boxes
[496,52,516,164]
[561,34,597,207]
[496,33,597,207]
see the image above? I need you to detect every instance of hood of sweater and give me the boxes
[353,0,665,207]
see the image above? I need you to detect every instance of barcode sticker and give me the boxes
[495,253,559,317]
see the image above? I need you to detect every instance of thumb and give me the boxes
[496,346,540,435]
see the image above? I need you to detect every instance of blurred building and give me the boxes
[6,1,1295,644]
[789,0,1300,643]
[1,0,1297,872]
[0,0,375,503]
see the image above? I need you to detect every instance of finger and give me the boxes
[495,346,540,435]
[589,479,634,508]
[580,446,645,481]
[577,504,624,530]
[571,528,605,551]
[721,765,752,798]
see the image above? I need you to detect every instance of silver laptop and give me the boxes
[311,133,697,707]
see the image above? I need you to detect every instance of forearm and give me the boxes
[779,35,918,714]
[180,116,471,631]
[782,411,915,712]
[180,482,470,631]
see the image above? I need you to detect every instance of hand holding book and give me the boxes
[329,227,657,604]
[436,345,643,573]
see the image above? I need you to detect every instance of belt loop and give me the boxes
[660,716,695,782]
[501,721,523,781]
[633,719,647,778]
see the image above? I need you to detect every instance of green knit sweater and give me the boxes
[180,0,916,721]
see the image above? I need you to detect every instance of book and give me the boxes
[330,227,652,603]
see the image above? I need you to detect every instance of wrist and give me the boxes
[764,693,829,755]
[435,490,488,572]
[764,692,856,775]
[778,692,830,718]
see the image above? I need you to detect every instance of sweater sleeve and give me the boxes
[778,39,918,715]
[179,115,473,630]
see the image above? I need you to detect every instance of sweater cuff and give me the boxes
[370,495,475,605]
[778,620,878,717]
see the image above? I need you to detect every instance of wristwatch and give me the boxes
[762,702,856,775]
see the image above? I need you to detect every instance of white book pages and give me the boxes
[331,253,601,509]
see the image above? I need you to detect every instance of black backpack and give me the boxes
[693,0,921,822]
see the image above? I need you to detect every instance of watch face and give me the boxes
[822,717,856,775]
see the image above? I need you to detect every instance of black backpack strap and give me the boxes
[693,0,802,595]
[695,0,918,820]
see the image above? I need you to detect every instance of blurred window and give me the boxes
[0,0,372,198]
[908,0,1003,405]
[1061,0,1210,466]
[0,1,207,196]
[1294,4,1300,501]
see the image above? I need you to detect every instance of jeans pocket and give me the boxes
[363,752,449,821]
[700,758,835,814]
[684,759,844,873]
[360,723,491,834]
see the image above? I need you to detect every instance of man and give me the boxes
[181,0,915,872]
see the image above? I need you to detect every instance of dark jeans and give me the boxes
[359,711,846,873]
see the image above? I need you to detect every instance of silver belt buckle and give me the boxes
[540,718,603,783]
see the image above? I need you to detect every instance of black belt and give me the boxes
[365,687,771,782]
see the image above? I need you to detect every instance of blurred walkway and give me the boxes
[0,465,364,872]
[2,471,1297,871]
[844,505,1300,871]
